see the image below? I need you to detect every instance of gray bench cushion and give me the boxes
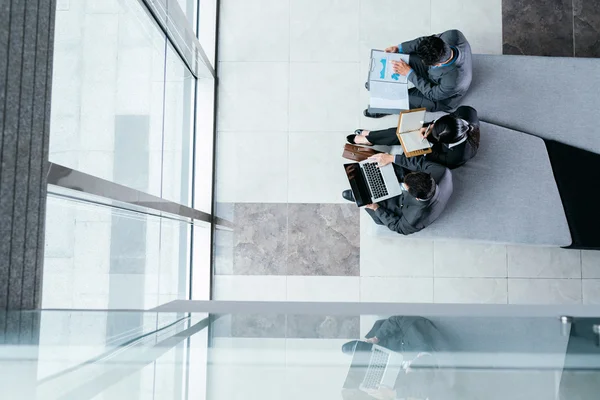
[461,54,600,154]
[370,122,571,246]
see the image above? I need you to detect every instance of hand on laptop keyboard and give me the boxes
[367,153,394,167]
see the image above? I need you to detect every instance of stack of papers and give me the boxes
[368,50,410,112]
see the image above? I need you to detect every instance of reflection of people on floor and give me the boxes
[341,316,454,400]
[364,29,472,116]
[342,153,452,235]
[349,106,480,170]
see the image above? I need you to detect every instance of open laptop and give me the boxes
[344,161,402,207]
[343,341,404,393]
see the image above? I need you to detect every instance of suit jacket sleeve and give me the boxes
[408,68,461,102]
[365,207,384,225]
[393,153,447,182]
[400,36,426,54]
[374,206,419,235]
[374,316,404,340]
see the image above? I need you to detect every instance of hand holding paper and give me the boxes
[391,60,412,76]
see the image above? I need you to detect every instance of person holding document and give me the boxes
[341,153,452,235]
[364,30,472,116]
[349,106,480,169]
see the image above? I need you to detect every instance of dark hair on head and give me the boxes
[430,115,470,143]
[404,172,435,199]
[430,115,479,148]
[416,35,451,66]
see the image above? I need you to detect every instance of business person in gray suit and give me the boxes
[365,29,473,116]
[341,316,456,400]
[342,153,452,235]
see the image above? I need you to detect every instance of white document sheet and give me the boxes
[369,50,410,84]
[369,80,409,110]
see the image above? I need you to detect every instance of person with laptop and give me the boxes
[341,316,454,400]
[342,152,452,235]
[348,106,480,169]
[364,29,472,117]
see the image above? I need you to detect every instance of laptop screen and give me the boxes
[344,163,372,207]
[343,341,373,389]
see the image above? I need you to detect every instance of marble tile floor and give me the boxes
[213,0,600,305]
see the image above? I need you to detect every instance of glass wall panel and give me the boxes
[191,221,212,300]
[43,193,191,309]
[50,0,167,197]
[193,77,215,213]
[1,307,599,400]
[162,43,195,206]
[198,0,217,66]
[175,0,197,27]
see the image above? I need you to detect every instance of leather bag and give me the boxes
[342,144,382,162]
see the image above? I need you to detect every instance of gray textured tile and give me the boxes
[582,250,600,278]
[286,315,359,339]
[574,0,600,57]
[502,0,574,56]
[233,204,287,275]
[288,204,360,276]
[231,314,287,338]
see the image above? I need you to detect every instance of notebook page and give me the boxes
[400,131,431,153]
[398,109,426,133]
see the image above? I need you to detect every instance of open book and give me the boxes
[368,49,410,113]
[396,108,432,158]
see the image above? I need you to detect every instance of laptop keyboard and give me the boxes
[361,348,390,389]
[363,162,389,199]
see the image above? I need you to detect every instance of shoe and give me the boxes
[346,129,370,145]
[342,340,360,355]
[342,189,355,202]
[364,109,387,119]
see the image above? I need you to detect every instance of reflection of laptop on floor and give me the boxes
[343,341,403,394]
[344,161,402,207]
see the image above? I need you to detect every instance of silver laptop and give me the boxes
[359,344,404,392]
[344,161,402,207]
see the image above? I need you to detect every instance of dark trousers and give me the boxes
[366,127,399,146]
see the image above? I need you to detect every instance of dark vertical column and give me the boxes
[0,0,56,310]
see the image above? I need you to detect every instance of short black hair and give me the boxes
[431,115,471,143]
[416,35,451,66]
[404,172,435,199]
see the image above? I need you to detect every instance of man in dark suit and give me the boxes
[341,316,455,400]
[342,152,452,235]
[365,29,473,116]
